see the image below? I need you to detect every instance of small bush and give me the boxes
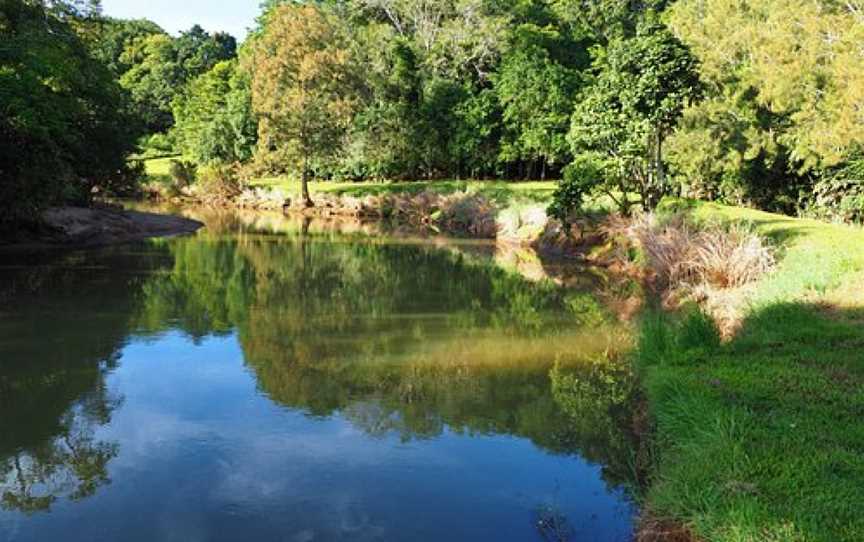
[169,160,197,188]
[547,157,597,223]
[196,163,245,202]
[807,173,864,224]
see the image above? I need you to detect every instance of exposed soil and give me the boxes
[0,206,203,251]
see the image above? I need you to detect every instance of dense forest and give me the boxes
[2,0,864,228]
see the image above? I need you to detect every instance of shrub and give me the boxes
[807,158,864,224]
[169,160,197,188]
[138,132,176,157]
[196,163,245,202]
[548,157,597,223]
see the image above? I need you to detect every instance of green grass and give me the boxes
[140,155,178,183]
[250,176,559,206]
[640,200,864,541]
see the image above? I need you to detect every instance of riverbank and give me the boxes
[0,206,204,251]
[636,201,864,541]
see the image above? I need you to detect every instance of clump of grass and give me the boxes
[628,213,774,291]
[622,213,775,336]
[638,306,720,366]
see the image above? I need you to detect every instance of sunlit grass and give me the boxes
[250,176,559,206]
[139,155,180,185]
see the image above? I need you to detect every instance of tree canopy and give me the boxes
[4,0,864,226]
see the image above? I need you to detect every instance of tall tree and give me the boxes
[250,4,358,206]
[118,24,236,133]
[555,20,701,215]
[666,0,864,208]
[88,17,164,76]
[119,33,182,132]
[495,24,584,179]
[172,60,257,165]
[1,0,139,230]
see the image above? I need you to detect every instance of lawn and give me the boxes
[250,175,559,206]
[139,155,178,183]
[640,200,864,541]
[142,157,560,206]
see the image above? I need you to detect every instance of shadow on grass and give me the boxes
[639,301,864,541]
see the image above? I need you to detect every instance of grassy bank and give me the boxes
[251,176,559,206]
[638,201,864,541]
[142,157,557,205]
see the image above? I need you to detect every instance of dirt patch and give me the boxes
[636,516,699,542]
[0,206,203,251]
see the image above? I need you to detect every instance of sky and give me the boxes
[100,0,260,41]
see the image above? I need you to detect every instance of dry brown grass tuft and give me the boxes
[626,213,774,291]
[620,213,775,338]
[636,516,699,542]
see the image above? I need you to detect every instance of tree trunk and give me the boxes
[301,154,313,207]
[656,129,665,196]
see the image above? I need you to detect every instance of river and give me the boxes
[0,208,639,542]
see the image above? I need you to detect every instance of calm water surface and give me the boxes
[0,212,638,542]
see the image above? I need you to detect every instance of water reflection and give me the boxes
[0,212,638,541]
[0,248,165,513]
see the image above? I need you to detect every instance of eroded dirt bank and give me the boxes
[1,206,203,251]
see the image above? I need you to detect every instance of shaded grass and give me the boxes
[639,200,864,541]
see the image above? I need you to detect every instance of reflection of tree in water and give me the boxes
[1,391,120,513]
[0,247,165,513]
[137,226,640,491]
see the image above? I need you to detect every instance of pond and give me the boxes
[0,210,639,542]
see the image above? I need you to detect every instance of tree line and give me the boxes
[3,0,863,228]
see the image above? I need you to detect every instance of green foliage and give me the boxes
[547,154,601,222]
[0,0,140,230]
[568,20,702,213]
[137,132,176,157]
[338,32,425,180]
[495,24,583,176]
[667,0,864,211]
[168,159,196,187]
[807,156,864,224]
[117,24,237,132]
[171,60,257,165]
[87,17,164,75]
